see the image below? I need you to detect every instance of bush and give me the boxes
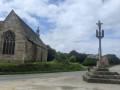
[0,61,86,74]
[55,52,69,64]
[69,56,76,63]
[82,58,98,66]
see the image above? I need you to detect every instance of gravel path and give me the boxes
[0,65,120,90]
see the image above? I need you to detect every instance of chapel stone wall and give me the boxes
[0,16,27,63]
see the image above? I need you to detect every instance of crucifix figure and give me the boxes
[96,20,104,64]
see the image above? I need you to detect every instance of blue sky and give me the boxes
[0,0,120,57]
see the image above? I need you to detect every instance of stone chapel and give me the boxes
[0,10,47,63]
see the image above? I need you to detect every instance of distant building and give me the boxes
[0,10,47,63]
[101,56,109,66]
[88,54,109,66]
[87,54,98,59]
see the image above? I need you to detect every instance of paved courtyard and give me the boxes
[0,65,120,90]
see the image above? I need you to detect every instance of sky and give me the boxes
[0,0,120,57]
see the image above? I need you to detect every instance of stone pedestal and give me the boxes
[83,67,120,84]
[96,61,105,68]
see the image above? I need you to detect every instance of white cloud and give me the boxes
[0,0,120,57]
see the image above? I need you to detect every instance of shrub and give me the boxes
[55,52,69,64]
[0,61,86,74]
[82,58,98,66]
[69,56,76,63]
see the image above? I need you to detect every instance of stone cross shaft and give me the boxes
[96,20,104,61]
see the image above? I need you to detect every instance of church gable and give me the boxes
[1,10,47,50]
[0,10,28,63]
[0,10,48,63]
[0,10,26,39]
[11,10,47,49]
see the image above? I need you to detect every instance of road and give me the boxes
[0,71,86,81]
[109,65,120,73]
[0,66,120,90]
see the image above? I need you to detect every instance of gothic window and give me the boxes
[2,31,15,54]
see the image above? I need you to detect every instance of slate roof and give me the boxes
[7,10,47,49]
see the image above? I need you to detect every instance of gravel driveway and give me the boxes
[0,66,120,90]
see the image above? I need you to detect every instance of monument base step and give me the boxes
[83,75,120,84]
[94,68,109,71]
[86,72,120,79]
[91,70,114,75]
[83,67,120,84]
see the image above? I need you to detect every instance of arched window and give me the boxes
[2,31,15,54]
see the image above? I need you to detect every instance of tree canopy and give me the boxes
[46,45,56,61]
[68,50,87,63]
[105,54,120,64]
[69,56,76,63]
[46,45,120,65]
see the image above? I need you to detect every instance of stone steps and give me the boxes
[87,73,120,79]
[94,68,109,71]
[83,75,120,84]
[83,68,120,84]
[91,70,114,75]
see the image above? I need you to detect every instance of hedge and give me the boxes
[0,61,86,74]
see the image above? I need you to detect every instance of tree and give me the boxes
[105,54,120,64]
[55,52,69,64]
[69,56,76,63]
[46,45,56,61]
[82,58,98,66]
[68,50,87,63]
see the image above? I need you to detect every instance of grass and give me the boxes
[0,61,87,75]
[0,62,19,66]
